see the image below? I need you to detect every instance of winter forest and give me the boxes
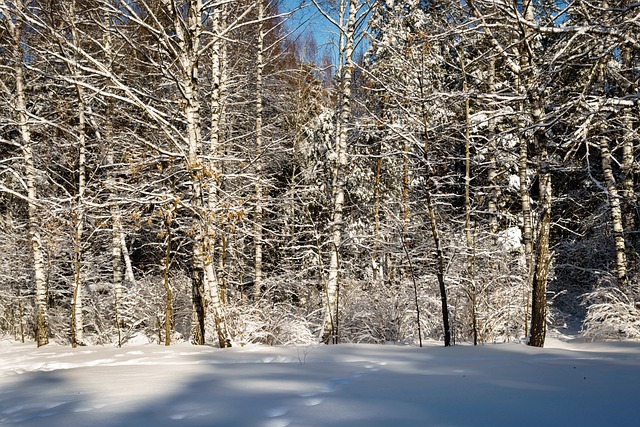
[0,0,638,349]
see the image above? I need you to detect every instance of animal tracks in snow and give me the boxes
[265,407,289,417]
[260,360,388,426]
[262,407,291,427]
[303,397,324,407]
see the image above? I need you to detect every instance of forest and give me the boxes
[0,0,638,348]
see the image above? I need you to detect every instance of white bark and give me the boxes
[518,0,536,338]
[68,7,86,347]
[486,58,500,233]
[600,136,628,285]
[254,0,265,298]
[120,232,136,287]
[622,119,635,231]
[321,0,357,344]
[99,11,125,342]
[112,212,124,330]
[1,0,49,346]
[172,0,231,346]
[621,45,636,232]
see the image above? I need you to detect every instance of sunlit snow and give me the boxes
[1,337,639,426]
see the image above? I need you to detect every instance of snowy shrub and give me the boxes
[0,290,27,342]
[477,285,529,343]
[582,284,640,341]
[124,273,191,345]
[224,280,318,347]
[225,302,316,347]
[339,279,407,343]
[336,277,443,344]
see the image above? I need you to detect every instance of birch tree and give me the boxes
[312,0,362,344]
[0,0,50,346]
[73,0,246,346]
[519,0,552,348]
[544,0,638,289]
[56,0,89,347]
[253,0,266,298]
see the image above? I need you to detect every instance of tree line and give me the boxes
[1,0,638,348]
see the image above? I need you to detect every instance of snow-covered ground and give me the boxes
[1,337,639,426]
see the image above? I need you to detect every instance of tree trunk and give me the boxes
[191,267,206,345]
[112,213,124,345]
[600,136,628,286]
[254,0,265,299]
[99,12,125,346]
[523,0,553,346]
[402,138,410,235]
[518,93,534,338]
[71,205,84,347]
[321,0,357,345]
[372,138,383,280]
[622,119,635,233]
[417,38,450,347]
[529,155,552,347]
[174,0,232,347]
[425,186,451,347]
[519,0,538,342]
[486,58,500,233]
[461,51,477,346]
[177,0,207,345]
[6,0,49,346]
[164,218,173,346]
[209,2,226,302]
[120,232,136,286]
[621,45,636,234]
[69,16,86,347]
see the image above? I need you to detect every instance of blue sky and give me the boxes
[280,0,371,65]
[280,0,339,63]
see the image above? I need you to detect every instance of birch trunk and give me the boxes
[101,13,125,343]
[622,119,635,233]
[621,45,636,234]
[209,3,225,272]
[372,137,383,280]
[207,2,231,300]
[596,4,628,287]
[163,217,173,346]
[600,136,628,285]
[71,206,84,347]
[321,0,357,345]
[518,0,537,340]
[518,101,534,334]
[112,212,124,344]
[24,106,49,347]
[523,0,553,347]
[207,2,232,347]
[402,138,410,235]
[3,0,49,346]
[69,12,86,347]
[174,0,231,346]
[120,233,136,286]
[178,0,207,345]
[486,58,500,233]
[254,0,265,298]
[461,50,477,345]
[106,110,125,344]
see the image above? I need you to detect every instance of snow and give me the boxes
[1,337,639,426]
[498,226,522,252]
